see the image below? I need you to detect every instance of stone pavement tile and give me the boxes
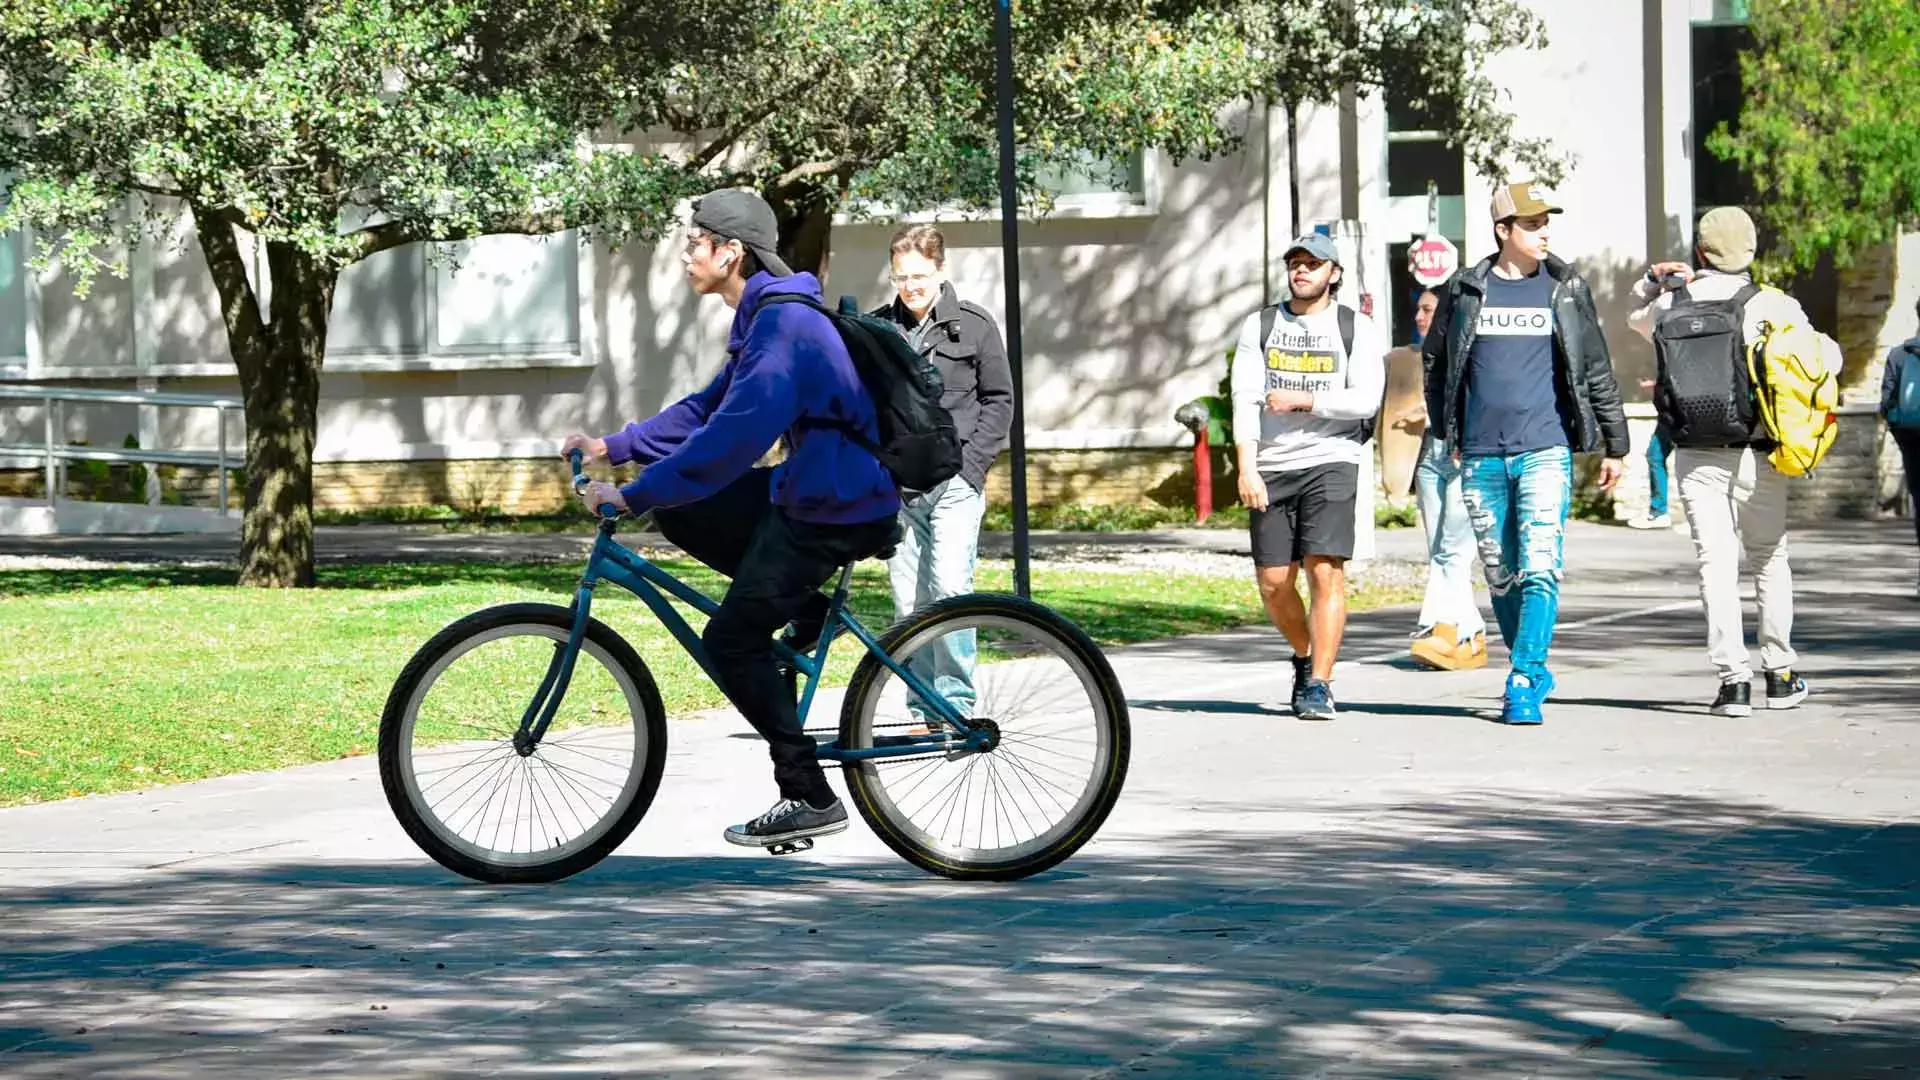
[4,519,1919,1075]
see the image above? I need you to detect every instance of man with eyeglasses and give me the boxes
[559,188,901,850]
[872,224,1013,732]
[1229,233,1388,721]
[1422,181,1629,725]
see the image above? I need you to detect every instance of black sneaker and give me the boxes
[1295,679,1337,721]
[1710,680,1752,718]
[1765,669,1809,710]
[723,797,849,848]
[1289,654,1311,711]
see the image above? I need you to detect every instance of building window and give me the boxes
[0,228,26,367]
[1383,87,1466,346]
[1691,0,1750,25]
[327,231,582,360]
[1035,151,1149,207]
[1691,20,1756,209]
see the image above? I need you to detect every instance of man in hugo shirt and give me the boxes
[1230,234,1388,720]
[1423,182,1629,725]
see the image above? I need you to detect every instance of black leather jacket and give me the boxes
[874,283,1014,492]
[1422,254,1631,458]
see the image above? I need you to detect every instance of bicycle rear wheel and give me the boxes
[378,603,667,883]
[838,593,1130,881]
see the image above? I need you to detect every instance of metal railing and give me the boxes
[0,385,245,511]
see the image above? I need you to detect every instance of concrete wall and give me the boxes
[3,0,1915,521]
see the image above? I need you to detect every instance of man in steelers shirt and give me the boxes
[1230,233,1387,721]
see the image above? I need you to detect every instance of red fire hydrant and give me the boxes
[1174,400,1217,524]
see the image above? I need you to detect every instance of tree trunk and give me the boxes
[768,183,836,281]
[194,214,336,587]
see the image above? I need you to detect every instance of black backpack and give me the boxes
[1257,302,1378,442]
[1652,283,1763,448]
[754,292,963,493]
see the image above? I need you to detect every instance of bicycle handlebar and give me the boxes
[568,448,624,521]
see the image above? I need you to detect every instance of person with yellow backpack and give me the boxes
[1627,206,1837,718]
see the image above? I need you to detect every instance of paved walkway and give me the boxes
[3,519,1918,1077]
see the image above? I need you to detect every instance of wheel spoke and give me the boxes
[846,604,1126,877]
[385,616,656,880]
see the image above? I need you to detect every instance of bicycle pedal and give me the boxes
[766,838,814,856]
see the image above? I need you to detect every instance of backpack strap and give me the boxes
[752,292,884,452]
[1257,302,1354,356]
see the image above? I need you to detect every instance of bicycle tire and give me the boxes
[379,603,667,884]
[838,593,1130,881]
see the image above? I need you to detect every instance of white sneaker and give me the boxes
[1627,513,1672,530]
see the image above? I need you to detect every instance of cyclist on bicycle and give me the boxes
[561,187,901,850]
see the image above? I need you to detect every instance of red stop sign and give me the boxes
[1408,236,1459,286]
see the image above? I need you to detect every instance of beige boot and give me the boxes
[1450,631,1489,671]
[1409,623,1461,670]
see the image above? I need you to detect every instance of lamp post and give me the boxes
[994,0,1032,598]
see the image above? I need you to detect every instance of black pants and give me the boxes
[1895,427,1920,549]
[652,470,899,806]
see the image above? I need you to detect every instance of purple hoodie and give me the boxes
[601,271,901,525]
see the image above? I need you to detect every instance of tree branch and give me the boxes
[774,158,850,189]
[685,59,836,172]
[351,220,423,260]
[131,180,190,199]
[689,103,782,171]
[191,206,268,382]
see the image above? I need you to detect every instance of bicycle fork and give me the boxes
[513,577,599,757]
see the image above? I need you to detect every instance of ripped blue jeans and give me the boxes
[1460,447,1573,680]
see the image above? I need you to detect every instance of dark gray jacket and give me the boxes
[875,282,1015,492]
[1422,254,1631,459]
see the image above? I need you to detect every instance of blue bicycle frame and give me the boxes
[517,456,981,762]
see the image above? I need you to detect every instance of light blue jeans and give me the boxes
[888,477,987,718]
[1414,435,1487,640]
[1460,446,1573,681]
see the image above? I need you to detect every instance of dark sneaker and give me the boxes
[1765,669,1809,710]
[723,797,849,848]
[1295,679,1337,721]
[1710,679,1753,718]
[1289,654,1311,711]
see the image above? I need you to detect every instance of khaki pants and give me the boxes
[1676,447,1798,683]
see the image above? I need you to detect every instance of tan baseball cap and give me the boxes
[1695,205,1757,273]
[1490,181,1563,222]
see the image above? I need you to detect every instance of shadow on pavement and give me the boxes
[3,793,1917,1078]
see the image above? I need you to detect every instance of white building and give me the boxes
[3,0,1912,520]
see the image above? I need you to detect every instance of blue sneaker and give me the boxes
[1502,672,1549,725]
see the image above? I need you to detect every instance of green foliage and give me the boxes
[669,0,1563,251]
[1707,0,1920,273]
[1374,500,1417,529]
[2,556,1400,804]
[0,1,724,292]
[982,501,1252,532]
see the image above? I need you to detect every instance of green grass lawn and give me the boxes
[0,558,1417,806]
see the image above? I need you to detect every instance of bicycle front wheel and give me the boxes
[378,603,667,884]
[839,593,1130,881]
